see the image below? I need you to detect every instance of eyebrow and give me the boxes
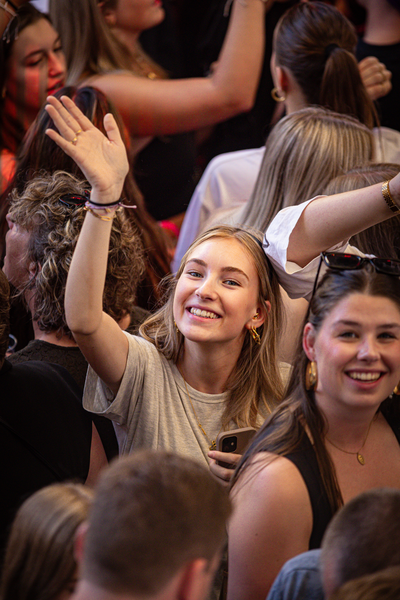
[333,320,400,329]
[185,258,249,281]
[25,49,45,61]
[24,36,62,61]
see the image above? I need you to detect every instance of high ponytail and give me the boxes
[274,1,378,128]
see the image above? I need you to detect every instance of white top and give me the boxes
[172,146,264,272]
[173,127,400,273]
[263,197,359,301]
[374,126,400,163]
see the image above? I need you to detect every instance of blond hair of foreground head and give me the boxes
[0,483,93,600]
[237,107,373,233]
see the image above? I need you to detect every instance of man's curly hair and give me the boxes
[8,171,145,338]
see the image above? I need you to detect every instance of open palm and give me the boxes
[45,95,129,204]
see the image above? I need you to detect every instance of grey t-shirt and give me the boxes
[83,333,229,465]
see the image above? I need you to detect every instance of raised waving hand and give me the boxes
[45,95,129,204]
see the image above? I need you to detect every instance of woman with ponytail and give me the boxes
[175,1,398,264]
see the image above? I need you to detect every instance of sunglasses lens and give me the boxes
[323,253,362,270]
[372,258,400,276]
[59,193,87,207]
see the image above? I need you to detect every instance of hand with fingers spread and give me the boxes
[45,95,129,205]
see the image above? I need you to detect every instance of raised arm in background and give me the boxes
[287,177,400,267]
[51,0,270,137]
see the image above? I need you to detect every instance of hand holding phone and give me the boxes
[208,451,242,486]
[216,427,256,469]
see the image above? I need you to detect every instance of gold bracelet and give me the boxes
[84,206,116,222]
[382,180,400,214]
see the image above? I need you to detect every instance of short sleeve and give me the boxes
[263,198,355,301]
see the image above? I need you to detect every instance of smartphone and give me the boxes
[216,427,257,469]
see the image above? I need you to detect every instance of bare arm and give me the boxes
[227,455,312,600]
[287,177,400,267]
[85,423,108,487]
[45,95,130,393]
[85,0,271,137]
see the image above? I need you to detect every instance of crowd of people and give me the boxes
[1,1,400,600]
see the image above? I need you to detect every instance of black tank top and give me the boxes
[284,405,400,549]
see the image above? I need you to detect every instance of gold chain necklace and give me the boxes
[325,416,376,466]
[182,378,220,451]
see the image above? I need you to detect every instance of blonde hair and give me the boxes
[140,226,284,427]
[50,0,165,83]
[236,107,373,232]
[0,483,93,600]
[49,0,133,83]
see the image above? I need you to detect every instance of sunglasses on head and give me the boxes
[59,191,90,208]
[311,252,400,300]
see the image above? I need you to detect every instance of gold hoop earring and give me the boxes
[393,382,400,395]
[271,87,286,102]
[305,361,318,391]
[174,320,179,334]
[250,327,261,345]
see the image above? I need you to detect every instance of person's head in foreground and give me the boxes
[0,483,93,600]
[73,451,231,600]
[329,566,400,600]
[321,488,400,598]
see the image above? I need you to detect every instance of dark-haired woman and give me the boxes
[0,3,65,192]
[228,254,400,599]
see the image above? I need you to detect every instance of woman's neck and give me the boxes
[284,83,308,116]
[317,395,380,451]
[112,26,139,56]
[363,3,400,45]
[177,341,242,394]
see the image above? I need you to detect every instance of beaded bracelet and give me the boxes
[84,206,119,222]
[84,199,137,222]
[85,199,136,210]
[382,180,400,214]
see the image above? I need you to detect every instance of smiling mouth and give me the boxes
[347,371,382,382]
[189,308,220,319]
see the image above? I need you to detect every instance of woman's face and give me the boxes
[111,0,165,34]
[304,293,400,417]
[173,237,266,352]
[5,18,66,119]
